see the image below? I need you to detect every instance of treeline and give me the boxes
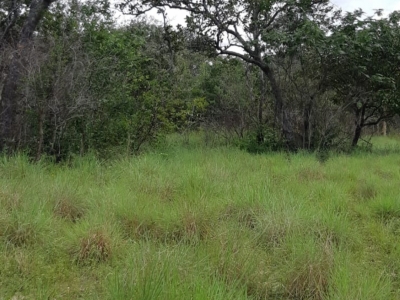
[1,0,400,160]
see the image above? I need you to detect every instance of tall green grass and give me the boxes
[1,135,400,299]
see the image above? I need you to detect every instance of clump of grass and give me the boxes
[371,198,400,225]
[351,179,378,201]
[120,215,164,241]
[0,190,21,212]
[328,252,394,299]
[107,253,168,300]
[2,218,37,247]
[0,154,31,180]
[136,180,177,203]
[119,211,213,245]
[53,192,86,223]
[281,238,333,300]
[159,184,176,202]
[206,224,272,299]
[220,204,264,230]
[69,226,114,265]
[237,210,259,230]
[0,211,47,248]
[256,220,295,249]
[172,211,213,244]
[284,257,331,300]
[254,205,304,250]
[297,167,326,182]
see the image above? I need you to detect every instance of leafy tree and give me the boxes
[325,10,400,146]
[119,0,335,150]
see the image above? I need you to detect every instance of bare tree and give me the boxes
[0,0,58,153]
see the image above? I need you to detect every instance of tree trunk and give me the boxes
[382,121,387,136]
[36,109,45,161]
[0,0,56,153]
[303,99,313,150]
[256,70,265,144]
[352,105,365,147]
[352,125,362,147]
[262,66,295,150]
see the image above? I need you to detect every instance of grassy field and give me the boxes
[1,135,400,299]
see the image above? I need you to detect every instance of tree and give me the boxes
[0,0,23,46]
[0,0,58,153]
[325,10,400,147]
[119,0,334,150]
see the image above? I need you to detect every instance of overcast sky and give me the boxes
[118,1,400,26]
[332,0,400,15]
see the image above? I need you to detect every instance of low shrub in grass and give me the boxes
[238,128,284,154]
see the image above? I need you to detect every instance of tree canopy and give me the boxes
[0,0,399,159]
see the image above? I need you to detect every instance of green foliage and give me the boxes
[3,0,400,159]
[322,10,400,146]
[238,127,284,154]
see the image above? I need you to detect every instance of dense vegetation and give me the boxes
[1,135,400,299]
[1,0,400,159]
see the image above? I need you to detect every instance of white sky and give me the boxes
[332,0,400,15]
[117,0,400,26]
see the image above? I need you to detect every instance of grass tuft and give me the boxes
[2,218,37,247]
[53,192,86,223]
[0,190,21,212]
[69,227,113,265]
[119,215,164,241]
[282,239,333,300]
[351,179,378,201]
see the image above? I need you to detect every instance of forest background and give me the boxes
[1,0,400,160]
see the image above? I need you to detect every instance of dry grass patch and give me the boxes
[53,196,86,223]
[256,221,293,250]
[174,211,212,244]
[284,249,333,299]
[374,168,393,180]
[52,189,87,222]
[120,212,212,245]
[211,236,272,299]
[220,204,264,230]
[159,184,176,202]
[4,223,35,247]
[71,228,112,265]
[1,216,39,247]
[120,215,164,241]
